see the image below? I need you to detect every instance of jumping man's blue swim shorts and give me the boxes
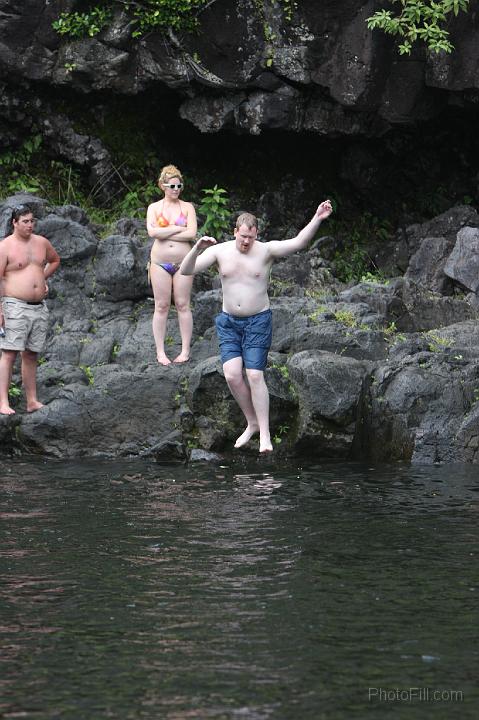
[215,309,272,370]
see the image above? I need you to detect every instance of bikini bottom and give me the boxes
[147,261,180,284]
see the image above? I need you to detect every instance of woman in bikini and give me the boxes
[146,164,197,364]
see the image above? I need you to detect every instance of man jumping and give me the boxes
[180,200,333,453]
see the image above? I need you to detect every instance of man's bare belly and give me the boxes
[2,268,46,302]
[222,297,270,317]
[221,281,270,317]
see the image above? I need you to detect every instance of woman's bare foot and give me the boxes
[173,352,190,364]
[234,424,259,448]
[0,404,15,415]
[157,353,171,366]
[26,401,44,413]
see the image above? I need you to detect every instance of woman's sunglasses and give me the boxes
[163,183,183,190]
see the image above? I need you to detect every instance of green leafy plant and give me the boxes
[309,305,329,323]
[383,321,407,343]
[333,245,369,283]
[80,365,95,386]
[273,424,290,445]
[198,184,231,240]
[305,288,331,302]
[0,136,103,215]
[330,212,392,283]
[52,1,213,40]
[8,383,22,399]
[48,161,87,206]
[333,309,358,328]
[367,0,470,55]
[360,271,389,285]
[52,6,113,37]
[0,135,43,196]
[115,182,158,219]
[384,321,398,336]
[425,330,455,352]
[271,362,289,379]
[280,0,297,21]
[270,277,295,297]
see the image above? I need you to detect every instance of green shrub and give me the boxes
[52,1,212,40]
[198,184,231,240]
[8,383,22,399]
[52,6,112,37]
[330,213,392,283]
[367,0,470,55]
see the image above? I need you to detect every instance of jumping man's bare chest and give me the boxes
[220,256,269,282]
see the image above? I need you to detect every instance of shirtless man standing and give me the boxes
[0,205,60,415]
[180,199,333,453]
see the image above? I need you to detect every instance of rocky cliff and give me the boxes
[2,2,479,463]
[1,193,479,464]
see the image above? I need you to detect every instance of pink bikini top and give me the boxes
[156,201,187,228]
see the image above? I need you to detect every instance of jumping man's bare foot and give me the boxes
[0,404,15,415]
[234,424,260,448]
[173,352,190,364]
[26,401,44,413]
[259,435,273,453]
[157,353,172,366]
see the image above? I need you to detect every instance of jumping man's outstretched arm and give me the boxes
[267,200,333,259]
[179,236,218,275]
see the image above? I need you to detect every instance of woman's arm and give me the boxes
[146,203,183,240]
[146,201,197,241]
[165,201,198,242]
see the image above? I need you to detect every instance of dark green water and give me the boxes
[0,458,477,719]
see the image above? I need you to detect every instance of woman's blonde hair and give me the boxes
[158,164,183,188]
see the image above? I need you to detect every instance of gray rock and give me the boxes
[36,215,97,261]
[189,448,223,462]
[94,235,150,301]
[444,226,479,293]
[361,353,479,464]
[405,236,454,293]
[375,206,479,276]
[287,350,370,457]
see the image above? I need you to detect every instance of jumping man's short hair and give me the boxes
[235,212,258,230]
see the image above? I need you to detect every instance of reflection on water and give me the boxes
[0,458,478,719]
